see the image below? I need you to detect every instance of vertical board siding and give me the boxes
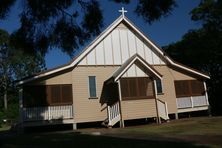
[78,25,165,66]
[153,51,160,64]
[144,44,153,64]
[112,30,122,64]
[104,34,113,65]
[127,30,137,56]
[136,37,145,59]
[80,57,87,65]
[126,64,136,77]
[119,29,129,63]
[95,42,105,65]
[87,48,96,65]
[124,63,146,78]
[135,65,146,77]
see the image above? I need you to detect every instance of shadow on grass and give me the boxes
[0,131,207,148]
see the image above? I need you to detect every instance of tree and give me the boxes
[0,29,12,110]
[165,0,222,115]
[0,29,45,111]
[0,0,176,56]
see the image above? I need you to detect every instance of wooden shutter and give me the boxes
[50,85,61,104]
[128,78,137,97]
[191,80,204,96]
[175,80,205,98]
[120,78,129,98]
[146,78,154,98]
[61,84,73,104]
[174,81,190,97]
[138,77,146,97]
[120,77,154,100]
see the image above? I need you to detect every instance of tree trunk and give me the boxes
[3,75,8,110]
[4,89,7,110]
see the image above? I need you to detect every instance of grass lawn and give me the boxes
[0,117,222,148]
[0,124,11,131]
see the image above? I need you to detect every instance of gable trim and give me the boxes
[110,54,162,82]
[165,57,210,79]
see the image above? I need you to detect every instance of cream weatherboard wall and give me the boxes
[72,66,119,123]
[154,65,196,114]
[25,70,73,85]
[121,99,157,120]
[79,23,165,66]
[24,65,201,123]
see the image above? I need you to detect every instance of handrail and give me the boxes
[107,101,121,126]
[157,99,169,120]
[157,98,165,104]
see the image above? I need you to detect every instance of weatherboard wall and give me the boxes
[154,65,196,114]
[71,66,119,123]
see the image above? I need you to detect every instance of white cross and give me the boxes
[118,7,127,17]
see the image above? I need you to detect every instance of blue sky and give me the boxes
[0,0,201,69]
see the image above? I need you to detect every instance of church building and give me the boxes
[17,9,210,129]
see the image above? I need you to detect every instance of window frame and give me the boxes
[174,80,205,98]
[156,79,163,95]
[23,84,73,107]
[120,77,155,101]
[88,76,98,99]
[49,84,73,106]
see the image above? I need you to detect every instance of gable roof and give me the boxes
[17,15,210,85]
[107,54,162,83]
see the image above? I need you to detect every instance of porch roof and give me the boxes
[107,54,162,83]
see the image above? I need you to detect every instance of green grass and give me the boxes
[0,117,222,148]
[0,124,11,131]
[118,117,222,136]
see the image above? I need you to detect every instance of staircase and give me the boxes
[106,101,121,127]
[157,99,169,121]
[103,99,168,127]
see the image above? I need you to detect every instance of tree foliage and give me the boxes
[135,0,176,24]
[0,0,176,56]
[165,0,222,115]
[0,0,16,19]
[0,29,45,115]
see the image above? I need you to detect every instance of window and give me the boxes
[174,81,190,97]
[174,80,205,98]
[88,76,97,98]
[49,84,73,105]
[190,80,205,96]
[23,84,73,107]
[51,85,61,104]
[23,85,48,107]
[120,77,154,100]
[156,79,163,94]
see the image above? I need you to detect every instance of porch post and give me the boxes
[203,82,209,105]
[117,80,125,128]
[153,80,161,124]
[73,123,77,130]
[204,81,211,116]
